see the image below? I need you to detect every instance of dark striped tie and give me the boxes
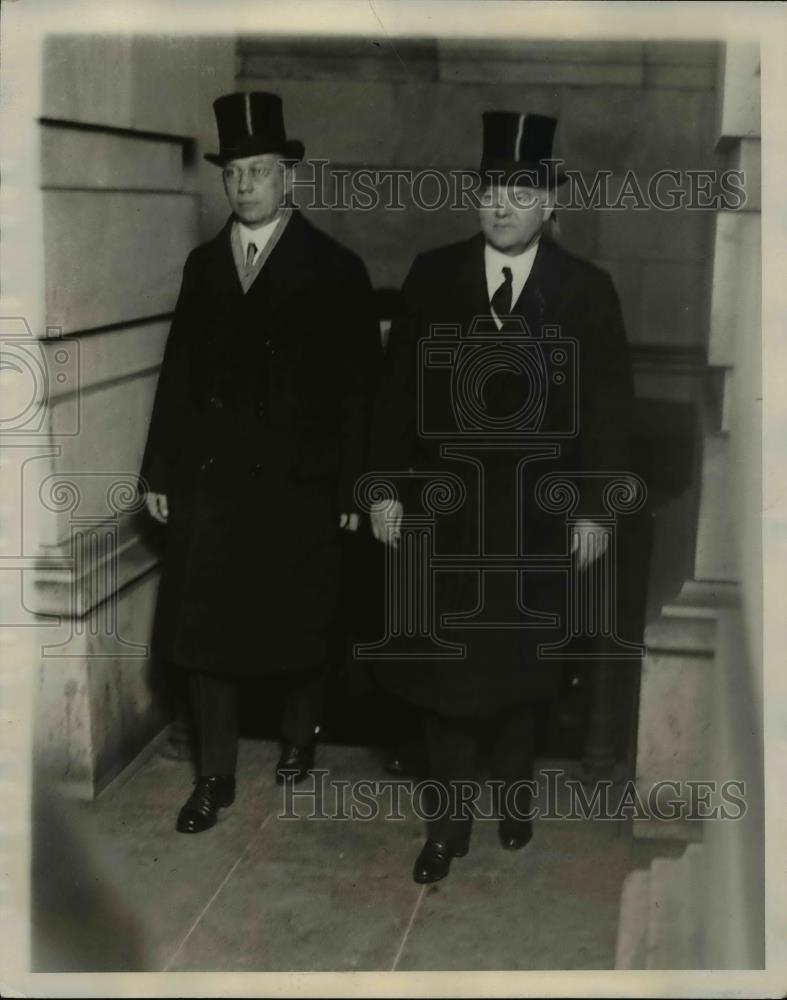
[245,241,258,271]
[490,266,513,320]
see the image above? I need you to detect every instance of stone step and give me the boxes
[615,868,651,968]
[616,844,707,969]
[680,843,707,964]
[662,579,740,617]
[645,613,716,655]
[646,857,687,967]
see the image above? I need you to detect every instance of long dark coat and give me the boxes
[369,233,637,718]
[141,210,379,676]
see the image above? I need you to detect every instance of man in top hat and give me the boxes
[369,112,636,882]
[141,91,379,833]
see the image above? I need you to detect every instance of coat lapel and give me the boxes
[456,234,493,324]
[455,234,563,335]
[201,209,314,307]
[201,216,245,300]
[233,208,295,294]
[510,237,564,330]
[242,210,314,322]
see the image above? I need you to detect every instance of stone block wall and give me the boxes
[238,37,720,355]
[27,35,236,797]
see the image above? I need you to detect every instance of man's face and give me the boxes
[222,153,291,227]
[479,184,553,255]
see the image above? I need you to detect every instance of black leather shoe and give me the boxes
[498,819,533,851]
[413,837,470,884]
[275,743,315,785]
[176,775,235,834]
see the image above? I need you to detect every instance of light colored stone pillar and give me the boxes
[619,40,763,969]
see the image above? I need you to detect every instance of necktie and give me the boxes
[490,266,513,320]
[245,241,258,271]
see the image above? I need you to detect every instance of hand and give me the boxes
[571,519,609,571]
[370,498,403,548]
[146,491,169,524]
[339,512,360,532]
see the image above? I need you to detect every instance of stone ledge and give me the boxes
[662,578,740,617]
[26,525,162,618]
[33,570,166,801]
[644,614,716,656]
[42,318,169,398]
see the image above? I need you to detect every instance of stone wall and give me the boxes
[618,42,763,970]
[238,37,719,354]
[28,35,236,797]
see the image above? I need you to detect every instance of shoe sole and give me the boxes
[413,869,449,885]
[499,836,533,851]
[176,816,219,834]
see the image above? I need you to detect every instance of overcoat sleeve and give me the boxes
[333,254,382,512]
[368,256,424,478]
[577,271,636,478]
[139,251,196,496]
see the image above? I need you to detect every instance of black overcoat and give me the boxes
[141,210,379,676]
[369,233,637,718]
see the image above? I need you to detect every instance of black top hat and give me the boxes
[478,111,567,187]
[204,91,304,166]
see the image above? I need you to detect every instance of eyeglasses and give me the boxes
[222,164,275,184]
[479,186,541,209]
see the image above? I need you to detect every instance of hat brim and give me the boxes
[468,162,568,188]
[204,138,305,166]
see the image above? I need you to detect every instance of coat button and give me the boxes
[209,394,223,409]
[201,456,214,471]
[257,403,265,417]
[252,462,263,476]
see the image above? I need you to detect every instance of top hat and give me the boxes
[477,111,567,187]
[204,91,304,166]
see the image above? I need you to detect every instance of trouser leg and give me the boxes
[188,670,239,776]
[383,695,425,775]
[489,701,538,829]
[280,668,328,747]
[421,711,479,843]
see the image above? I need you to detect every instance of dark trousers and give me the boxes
[189,669,328,776]
[422,702,538,843]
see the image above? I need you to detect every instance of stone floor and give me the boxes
[34,738,678,973]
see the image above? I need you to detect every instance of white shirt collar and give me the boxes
[484,239,540,322]
[235,214,282,265]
